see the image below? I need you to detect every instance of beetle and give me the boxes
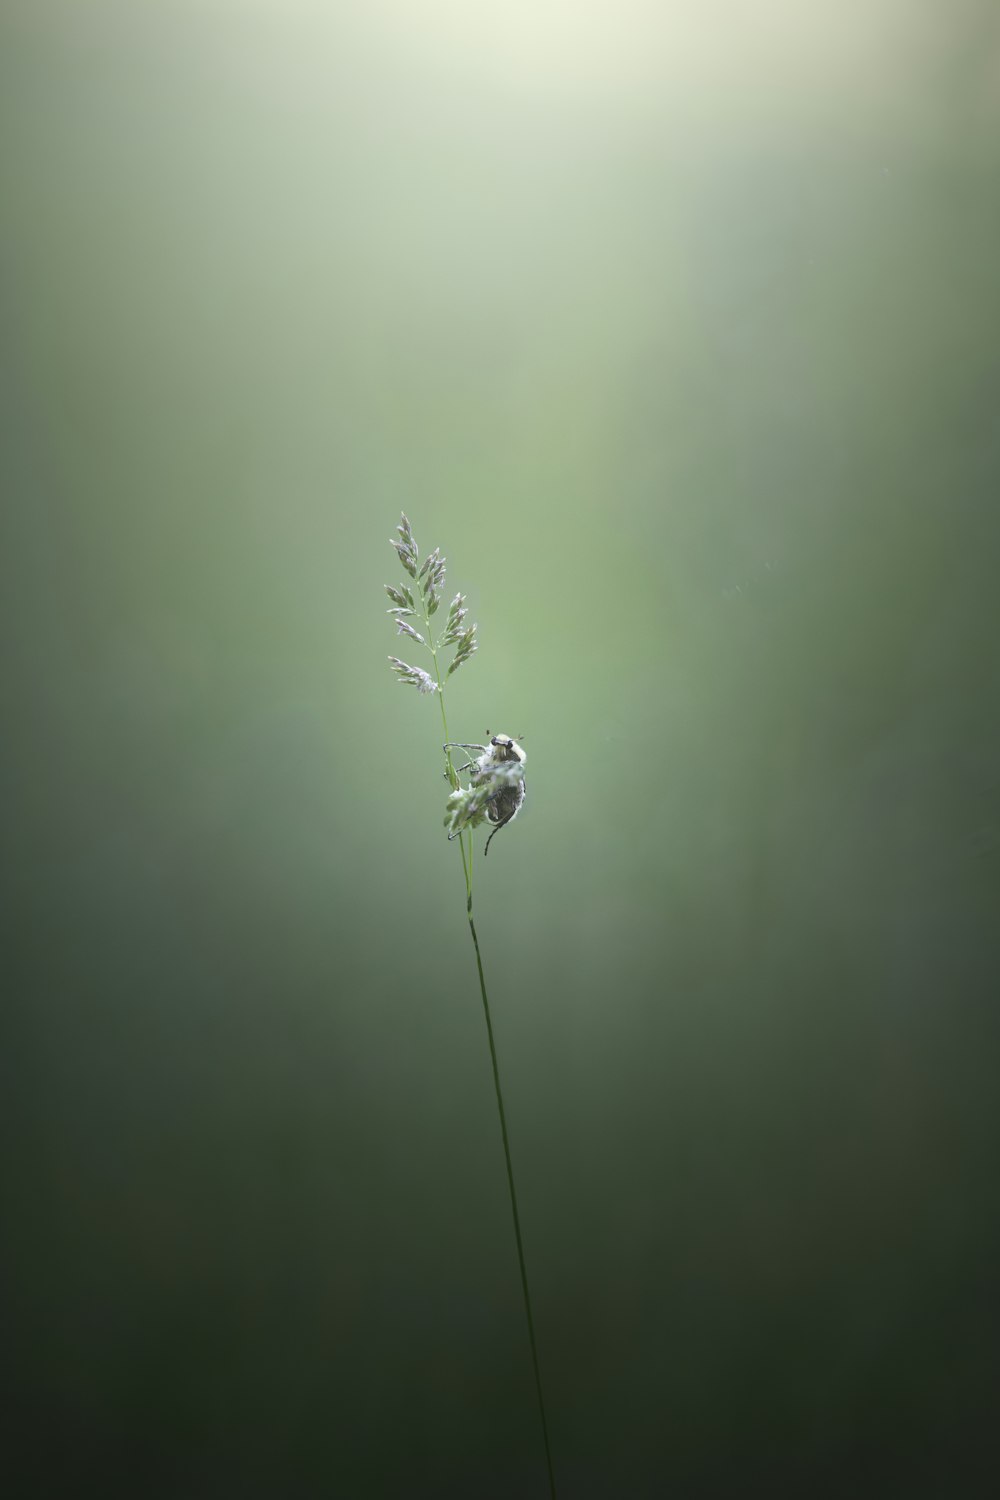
[443,733,527,856]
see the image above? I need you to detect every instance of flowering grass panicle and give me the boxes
[385,514,477,706]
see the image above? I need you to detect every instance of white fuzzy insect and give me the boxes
[443,733,527,856]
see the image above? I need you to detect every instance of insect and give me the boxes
[443,732,527,856]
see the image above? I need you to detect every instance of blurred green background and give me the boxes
[3,2,999,1495]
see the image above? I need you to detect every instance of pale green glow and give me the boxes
[3,1,997,1492]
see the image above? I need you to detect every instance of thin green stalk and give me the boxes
[467,904,557,1500]
[427,607,554,1497]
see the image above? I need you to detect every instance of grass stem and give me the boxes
[467,904,557,1498]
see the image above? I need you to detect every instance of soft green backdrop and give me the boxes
[3,2,998,1495]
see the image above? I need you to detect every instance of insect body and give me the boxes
[443,733,527,856]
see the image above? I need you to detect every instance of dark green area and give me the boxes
[3,4,998,1495]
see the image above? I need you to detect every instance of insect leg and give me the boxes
[444,758,477,777]
[484,810,517,857]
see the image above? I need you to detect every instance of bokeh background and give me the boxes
[3,2,999,1495]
